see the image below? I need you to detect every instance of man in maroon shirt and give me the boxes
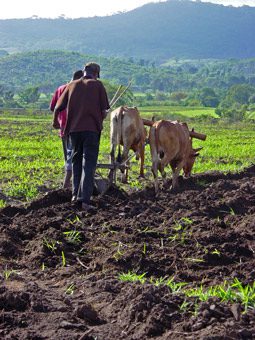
[53,62,110,211]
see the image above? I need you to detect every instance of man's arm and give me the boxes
[99,82,110,119]
[52,87,69,129]
[102,109,110,119]
[50,90,58,112]
[52,109,61,129]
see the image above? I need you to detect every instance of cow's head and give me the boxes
[183,147,203,177]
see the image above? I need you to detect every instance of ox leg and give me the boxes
[121,145,130,183]
[138,143,145,178]
[159,162,167,182]
[171,162,184,190]
[151,160,159,195]
[108,143,116,182]
[158,156,169,189]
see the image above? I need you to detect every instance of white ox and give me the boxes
[109,106,147,182]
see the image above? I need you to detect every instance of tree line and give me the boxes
[0,50,255,121]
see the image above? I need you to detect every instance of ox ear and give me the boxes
[193,153,200,157]
[193,147,203,152]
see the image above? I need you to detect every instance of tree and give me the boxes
[227,84,255,105]
[199,88,219,107]
[18,86,40,105]
[170,91,187,103]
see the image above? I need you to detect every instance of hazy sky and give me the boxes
[0,0,254,19]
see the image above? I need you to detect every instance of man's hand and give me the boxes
[53,108,60,129]
[102,109,109,119]
[53,120,60,129]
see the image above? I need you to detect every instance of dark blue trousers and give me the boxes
[70,131,100,204]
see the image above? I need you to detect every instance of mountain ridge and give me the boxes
[0,0,255,60]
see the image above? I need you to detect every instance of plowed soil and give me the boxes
[0,166,255,340]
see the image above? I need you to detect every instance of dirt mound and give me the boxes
[0,166,255,339]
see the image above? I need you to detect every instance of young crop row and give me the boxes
[0,109,255,204]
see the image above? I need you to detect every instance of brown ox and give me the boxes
[110,106,147,182]
[149,120,202,193]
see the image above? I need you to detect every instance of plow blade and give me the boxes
[94,174,112,195]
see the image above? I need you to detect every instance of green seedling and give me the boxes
[138,227,159,234]
[165,277,188,293]
[142,243,147,255]
[0,200,6,208]
[3,268,17,280]
[43,238,61,253]
[231,278,255,311]
[179,299,191,313]
[67,215,81,226]
[118,271,147,284]
[150,276,168,287]
[169,217,193,244]
[230,207,236,216]
[65,283,75,295]
[211,248,221,256]
[61,251,66,267]
[63,230,82,244]
[117,269,255,314]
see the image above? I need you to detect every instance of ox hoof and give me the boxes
[162,182,169,189]
[170,185,179,193]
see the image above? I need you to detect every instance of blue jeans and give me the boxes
[70,131,100,204]
[62,135,72,171]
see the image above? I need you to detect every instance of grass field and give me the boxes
[139,105,219,119]
[0,107,255,205]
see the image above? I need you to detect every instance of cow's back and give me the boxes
[121,107,145,146]
[153,120,190,160]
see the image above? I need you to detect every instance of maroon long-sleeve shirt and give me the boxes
[54,77,110,135]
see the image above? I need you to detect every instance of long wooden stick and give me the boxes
[110,80,132,108]
[142,118,207,141]
[109,85,123,107]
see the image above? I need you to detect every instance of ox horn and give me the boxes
[193,147,203,152]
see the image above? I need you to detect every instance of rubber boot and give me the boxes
[63,170,72,189]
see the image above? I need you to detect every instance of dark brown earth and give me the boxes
[0,166,255,340]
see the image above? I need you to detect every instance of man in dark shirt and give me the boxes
[53,62,110,211]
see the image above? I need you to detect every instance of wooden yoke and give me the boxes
[189,129,207,141]
[142,118,207,141]
[142,118,154,127]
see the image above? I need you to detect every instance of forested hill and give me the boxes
[0,0,255,60]
[1,50,255,94]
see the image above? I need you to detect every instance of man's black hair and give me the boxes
[72,70,83,80]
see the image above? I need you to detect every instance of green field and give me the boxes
[139,106,219,119]
[0,107,255,206]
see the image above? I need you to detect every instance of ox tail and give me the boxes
[149,126,159,160]
[116,106,124,163]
